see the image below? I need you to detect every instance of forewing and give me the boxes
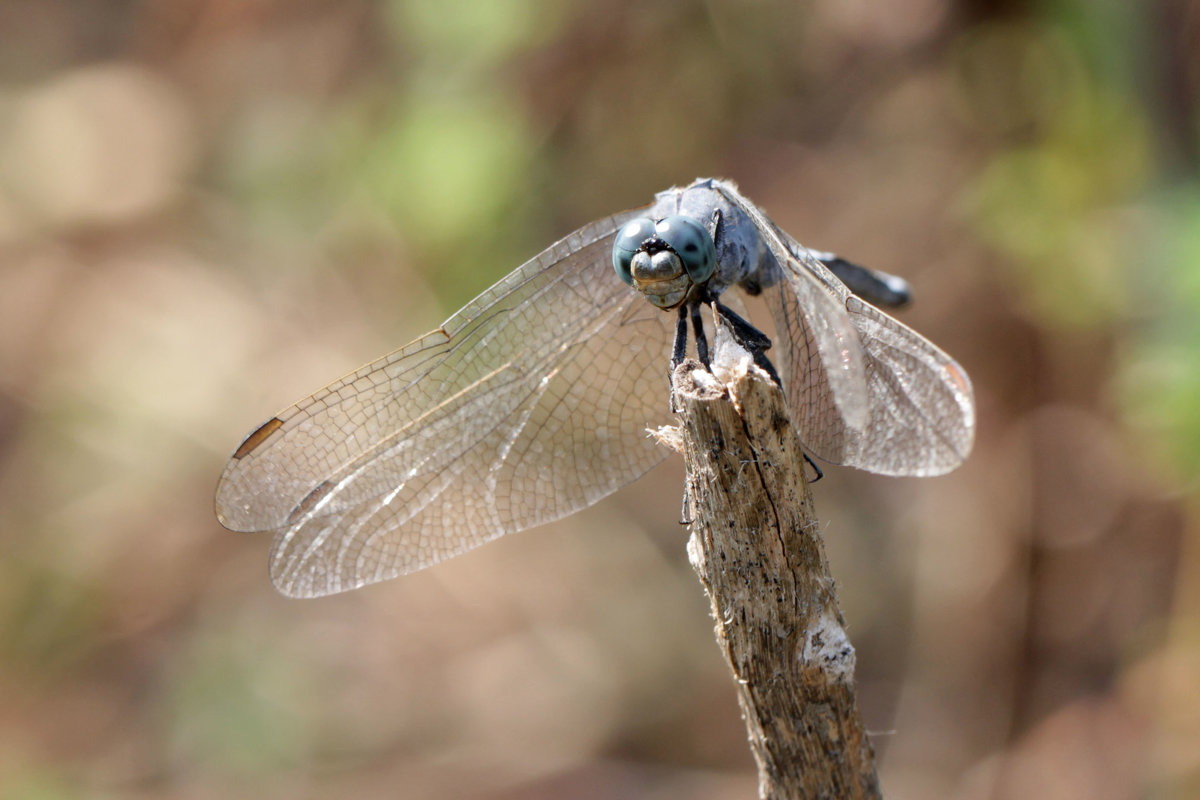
[715,182,974,475]
[713,184,871,462]
[215,210,677,596]
[769,225,975,474]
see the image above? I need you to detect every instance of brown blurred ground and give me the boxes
[1,1,1198,798]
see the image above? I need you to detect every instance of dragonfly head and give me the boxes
[613,215,717,309]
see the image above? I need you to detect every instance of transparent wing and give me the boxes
[717,185,975,475]
[215,210,678,597]
[834,293,975,475]
[714,185,870,457]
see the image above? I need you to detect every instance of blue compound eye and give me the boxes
[612,217,658,286]
[655,216,716,283]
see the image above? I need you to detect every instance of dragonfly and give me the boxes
[216,178,975,598]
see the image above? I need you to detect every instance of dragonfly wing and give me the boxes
[770,226,975,475]
[835,294,975,475]
[714,184,871,463]
[715,182,974,475]
[215,210,678,597]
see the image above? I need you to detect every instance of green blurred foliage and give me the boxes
[1119,192,1200,482]
[353,94,537,280]
[0,769,89,800]
[958,20,1152,328]
[0,560,103,681]
[387,0,569,67]
[164,623,317,778]
[955,3,1200,481]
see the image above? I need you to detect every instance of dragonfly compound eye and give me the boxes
[612,217,658,286]
[655,216,716,284]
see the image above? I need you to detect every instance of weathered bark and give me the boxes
[664,328,881,800]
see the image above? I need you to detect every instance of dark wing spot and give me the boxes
[233,417,284,459]
[287,480,335,525]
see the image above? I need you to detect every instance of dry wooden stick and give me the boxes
[663,327,881,800]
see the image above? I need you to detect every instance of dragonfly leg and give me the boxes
[714,301,771,351]
[713,300,782,387]
[803,452,824,484]
[690,302,710,367]
[671,305,689,369]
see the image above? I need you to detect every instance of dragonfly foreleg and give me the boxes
[671,305,689,369]
[713,300,782,387]
[690,302,710,366]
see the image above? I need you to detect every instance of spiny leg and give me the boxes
[690,302,710,367]
[691,302,705,367]
[713,301,771,351]
[711,298,821,482]
[803,453,824,483]
[671,305,689,369]
[713,300,782,386]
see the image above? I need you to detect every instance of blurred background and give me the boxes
[1,1,1197,798]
